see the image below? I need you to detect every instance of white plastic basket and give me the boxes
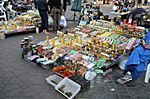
[46,74,63,87]
[55,77,81,99]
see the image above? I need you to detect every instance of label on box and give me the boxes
[126,38,137,50]
[36,58,47,63]
[28,55,39,61]
[86,63,95,68]
[79,20,87,26]
[82,55,90,60]
[41,60,53,65]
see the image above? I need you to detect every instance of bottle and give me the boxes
[62,37,65,44]
[100,39,103,47]
[80,37,83,45]
[112,44,116,51]
[36,27,39,33]
[76,36,78,43]
[58,37,61,42]
[86,68,97,88]
[52,38,55,46]
[69,39,72,47]
[45,35,49,45]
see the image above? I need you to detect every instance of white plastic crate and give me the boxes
[46,74,63,87]
[55,77,81,99]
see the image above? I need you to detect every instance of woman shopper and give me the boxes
[37,0,50,34]
[48,0,62,32]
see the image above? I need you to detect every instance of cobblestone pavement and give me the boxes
[0,4,150,99]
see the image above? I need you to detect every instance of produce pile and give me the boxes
[21,20,145,76]
[0,11,40,34]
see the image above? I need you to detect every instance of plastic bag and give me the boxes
[48,16,53,25]
[85,70,97,81]
[59,15,67,27]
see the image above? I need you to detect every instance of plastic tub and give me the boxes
[55,77,81,99]
[46,74,63,87]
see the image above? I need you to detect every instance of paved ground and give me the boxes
[0,32,150,99]
[0,4,150,99]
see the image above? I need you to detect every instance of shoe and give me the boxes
[43,30,49,34]
[117,72,132,84]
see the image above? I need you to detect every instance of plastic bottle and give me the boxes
[85,68,97,88]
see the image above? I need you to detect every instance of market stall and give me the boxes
[0,11,40,36]
[19,19,147,98]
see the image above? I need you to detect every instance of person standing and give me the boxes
[62,0,67,13]
[48,0,62,32]
[37,0,49,34]
[33,0,38,9]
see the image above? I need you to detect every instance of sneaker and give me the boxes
[117,72,132,84]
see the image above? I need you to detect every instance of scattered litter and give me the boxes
[104,79,110,83]
[110,88,115,92]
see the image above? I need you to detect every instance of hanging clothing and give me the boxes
[124,31,150,80]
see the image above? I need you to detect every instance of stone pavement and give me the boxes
[0,32,150,99]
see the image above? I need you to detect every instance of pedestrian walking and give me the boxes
[62,0,68,13]
[37,0,50,34]
[48,0,62,32]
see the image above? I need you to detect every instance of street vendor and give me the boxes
[117,31,150,84]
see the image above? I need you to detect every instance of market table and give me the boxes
[19,19,147,99]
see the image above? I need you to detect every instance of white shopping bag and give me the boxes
[48,16,53,25]
[59,15,67,27]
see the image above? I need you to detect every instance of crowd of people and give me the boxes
[112,0,149,12]
[34,0,68,34]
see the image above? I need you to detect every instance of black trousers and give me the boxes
[123,64,137,75]
[39,10,48,30]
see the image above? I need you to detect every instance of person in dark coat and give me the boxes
[48,0,62,12]
[37,0,50,34]
[33,0,38,9]
[63,0,67,13]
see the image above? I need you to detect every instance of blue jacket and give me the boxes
[125,31,150,72]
